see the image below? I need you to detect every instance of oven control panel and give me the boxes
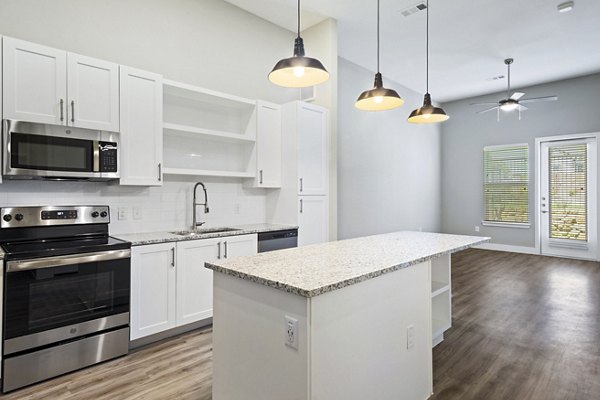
[0,206,110,228]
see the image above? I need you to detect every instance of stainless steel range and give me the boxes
[0,205,131,392]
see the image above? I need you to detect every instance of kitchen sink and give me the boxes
[169,227,241,236]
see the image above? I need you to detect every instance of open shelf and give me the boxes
[431,281,450,298]
[163,122,256,143]
[163,79,256,109]
[432,318,451,339]
[162,168,255,178]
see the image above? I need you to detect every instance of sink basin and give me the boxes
[169,227,241,236]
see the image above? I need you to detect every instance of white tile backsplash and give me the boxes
[0,177,267,235]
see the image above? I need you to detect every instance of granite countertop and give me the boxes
[0,248,4,261]
[206,231,490,298]
[115,223,298,246]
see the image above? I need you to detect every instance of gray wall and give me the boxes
[441,73,600,247]
[337,58,442,239]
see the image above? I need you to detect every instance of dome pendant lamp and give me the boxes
[408,0,449,124]
[355,0,404,111]
[268,0,329,88]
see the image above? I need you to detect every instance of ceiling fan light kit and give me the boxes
[268,0,329,88]
[557,1,575,13]
[408,0,449,124]
[355,0,404,111]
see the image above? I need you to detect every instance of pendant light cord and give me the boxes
[426,0,429,94]
[377,0,380,73]
[507,62,511,98]
[297,0,301,38]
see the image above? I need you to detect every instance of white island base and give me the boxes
[213,261,433,400]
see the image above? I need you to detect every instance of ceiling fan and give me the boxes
[471,58,558,120]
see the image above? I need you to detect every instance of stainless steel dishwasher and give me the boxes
[257,229,298,253]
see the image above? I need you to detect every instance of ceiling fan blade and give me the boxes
[518,105,528,112]
[511,92,525,100]
[477,106,499,114]
[470,102,499,106]
[520,96,558,104]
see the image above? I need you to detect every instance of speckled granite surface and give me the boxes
[0,248,4,260]
[115,223,298,246]
[206,231,489,298]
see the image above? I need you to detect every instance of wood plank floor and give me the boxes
[2,249,599,399]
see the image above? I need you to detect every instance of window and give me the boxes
[483,144,529,225]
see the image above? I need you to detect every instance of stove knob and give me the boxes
[91,211,100,218]
[100,211,108,218]
[3,214,12,222]
[15,214,24,221]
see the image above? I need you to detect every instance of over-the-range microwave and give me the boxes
[2,119,119,181]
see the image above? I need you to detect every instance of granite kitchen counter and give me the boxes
[206,231,489,297]
[115,223,298,246]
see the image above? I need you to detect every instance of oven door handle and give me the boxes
[6,249,131,273]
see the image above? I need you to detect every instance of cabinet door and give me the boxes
[131,243,177,340]
[2,37,67,125]
[119,66,163,186]
[222,234,258,260]
[298,195,329,246]
[297,103,328,195]
[176,238,220,326]
[67,53,119,131]
[255,101,282,188]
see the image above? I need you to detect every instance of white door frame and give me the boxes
[534,132,600,260]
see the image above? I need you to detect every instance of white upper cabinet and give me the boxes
[2,37,119,130]
[119,66,163,186]
[298,195,329,246]
[254,101,282,188]
[2,37,67,125]
[297,102,328,196]
[67,53,119,131]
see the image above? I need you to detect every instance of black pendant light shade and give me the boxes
[268,0,329,88]
[408,0,449,124]
[407,93,449,123]
[355,0,403,111]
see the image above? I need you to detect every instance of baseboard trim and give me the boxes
[475,243,539,255]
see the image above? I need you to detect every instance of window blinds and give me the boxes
[548,143,587,241]
[483,145,529,224]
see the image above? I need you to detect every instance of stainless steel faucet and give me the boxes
[193,182,209,231]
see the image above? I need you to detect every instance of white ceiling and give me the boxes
[224,0,600,102]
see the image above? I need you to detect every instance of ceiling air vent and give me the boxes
[399,2,427,17]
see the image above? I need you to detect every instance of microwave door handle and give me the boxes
[93,140,100,172]
[6,249,131,273]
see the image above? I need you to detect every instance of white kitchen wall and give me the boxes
[0,178,265,235]
[337,58,442,239]
[0,0,301,235]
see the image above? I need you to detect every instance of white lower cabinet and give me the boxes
[131,234,257,340]
[298,195,329,246]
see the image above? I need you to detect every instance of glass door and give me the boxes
[540,138,597,259]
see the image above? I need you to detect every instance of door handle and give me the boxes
[71,100,75,123]
[171,247,175,267]
[300,199,303,213]
[158,163,162,182]
[60,99,64,122]
[224,241,228,259]
[218,242,221,259]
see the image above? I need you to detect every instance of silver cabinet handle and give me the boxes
[71,100,75,123]
[171,247,175,267]
[300,199,303,213]
[299,178,303,192]
[259,170,263,184]
[224,241,228,259]
[218,242,221,259]
[158,163,162,182]
[60,99,64,122]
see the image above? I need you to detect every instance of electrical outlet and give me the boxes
[285,316,298,350]
[132,207,142,220]
[418,226,423,232]
[475,225,480,232]
[118,207,129,221]
[407,325,415,349]
[234,202,241,215]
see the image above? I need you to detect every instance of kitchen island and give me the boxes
[206,231,488,400]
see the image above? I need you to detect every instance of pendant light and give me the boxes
[408,0,449,124]
[268,0,329,88]
[355,0,404,111]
